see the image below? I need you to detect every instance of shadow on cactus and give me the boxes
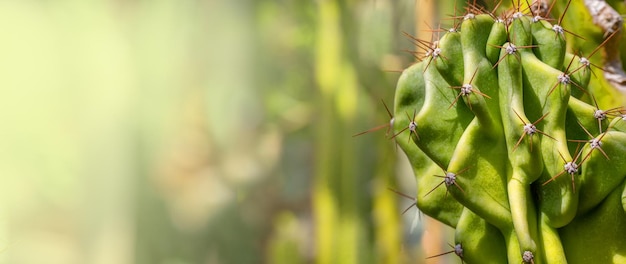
[358,0,626,263]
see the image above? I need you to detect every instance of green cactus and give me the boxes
[389,1,626,263]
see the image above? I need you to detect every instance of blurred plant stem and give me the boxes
[312,0,402,263]
[313,1,362,263]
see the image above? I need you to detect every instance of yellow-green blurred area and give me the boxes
[0,0,460,263]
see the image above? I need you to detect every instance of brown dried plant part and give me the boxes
[528,0,554,23]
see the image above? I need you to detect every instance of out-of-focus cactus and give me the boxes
[387,1,626,263]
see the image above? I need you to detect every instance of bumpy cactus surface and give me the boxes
[390,2,626,263]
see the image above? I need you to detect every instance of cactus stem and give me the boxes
[557,0,571,26]
[402,31,432,53]
[530,0,549,17]
[545,0,558,19]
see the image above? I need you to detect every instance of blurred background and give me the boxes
[0,0,473,263]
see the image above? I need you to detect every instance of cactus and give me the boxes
[387,1,626,263]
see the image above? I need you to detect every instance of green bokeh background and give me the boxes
[15,0,626,263]
[0,0,457,263]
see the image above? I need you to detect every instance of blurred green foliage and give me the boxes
[0,0,441,263]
